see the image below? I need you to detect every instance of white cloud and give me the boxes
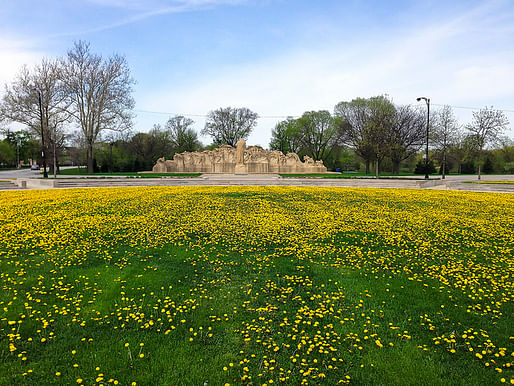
[0,37,45,93]
[50,0,249,37]
[135,1,514,146]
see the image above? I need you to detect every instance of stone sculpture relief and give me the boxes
[152,139,327,174]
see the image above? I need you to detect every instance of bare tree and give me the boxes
[334,98,374,174]
[388,105,425,175]
[61,41,135,173]
[201,107,258,147]
[466,107,509,179]
[165,115,201,153]
[335,96,395,177]
[0,59,69,174]
[431,105,460,179]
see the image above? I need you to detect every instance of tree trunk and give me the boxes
[365,159,370,174]
[477,151,482,180]
[53,135,57,178]
[442,152,446,180]
[392,160,400,175]
[109,143,114,173]
[375,158,380,179]
[87,142,94,173]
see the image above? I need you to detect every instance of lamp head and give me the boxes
[416,97,422,102]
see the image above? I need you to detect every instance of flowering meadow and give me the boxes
[0,186,512,385]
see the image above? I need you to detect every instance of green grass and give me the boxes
[0,167,30,171]
[280,173,441,180]
[0,187,512,385]
[59,167,201,178]
[469,181,514,185]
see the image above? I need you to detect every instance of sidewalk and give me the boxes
[2,173,513,193]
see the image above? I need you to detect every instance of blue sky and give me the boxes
[1,0,513,145]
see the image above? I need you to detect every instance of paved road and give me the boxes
[0,166,78,179]
[2,170,513,193]
[0,168,41,179]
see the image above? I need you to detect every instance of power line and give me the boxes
[134,109,300,119]
[135,109,206,117]
[135,103,514,120]
[428,103,514,113]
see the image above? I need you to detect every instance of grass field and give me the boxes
[470,181,514,185]
[59,168,201,178]
[278,173,440,180]
[0,187,512,385]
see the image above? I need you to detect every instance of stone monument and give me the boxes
[152,140,327,174]
[234,138,247,174]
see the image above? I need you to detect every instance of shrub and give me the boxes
[461,161,476,174]
[414,160,436,175]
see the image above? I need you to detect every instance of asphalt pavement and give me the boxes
[0,166,77,179]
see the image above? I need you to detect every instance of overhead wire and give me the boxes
[134,109,299,119]
[134,103,514,120]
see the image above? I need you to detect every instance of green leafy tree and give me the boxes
[482,155,495,174]
[293,110,346,161]
[414,159,436,175]
[2,130,38,166]
[0,140,15,166]
[269,118,302,154]
[447,133,478,174]
[335,96,395,176]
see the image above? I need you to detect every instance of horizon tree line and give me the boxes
[0,41,512,177]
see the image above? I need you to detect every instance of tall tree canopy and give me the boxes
[201,107,258,147]
[466,107,509,179]
[294,110,347,161]
[431,105,460,178]
[269,118,302,154]
[335,96,395,177]
[388,105,425,175]
[60,41,135,173]
[0,59,69,171]
[165,115,201,154]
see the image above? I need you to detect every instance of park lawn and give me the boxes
[59,168,201,178]
[0,187,512,385]
[279,173,441,180]
[471,181,514,185]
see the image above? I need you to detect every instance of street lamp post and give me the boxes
[417,97,430,180]
[16,138,20,169]
[34,88,48,178]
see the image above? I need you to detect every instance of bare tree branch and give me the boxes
[60,41,135,173]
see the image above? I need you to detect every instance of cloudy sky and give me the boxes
[1,0,513,146]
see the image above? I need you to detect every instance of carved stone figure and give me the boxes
[151,139,327,174]
[235,138,246,165]
[303,155,315,165]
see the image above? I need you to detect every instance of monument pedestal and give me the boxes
[234,164,247,174]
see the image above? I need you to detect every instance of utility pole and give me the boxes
[34,88,48,178]
[417,97,430,179]
[53,123,57,178]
